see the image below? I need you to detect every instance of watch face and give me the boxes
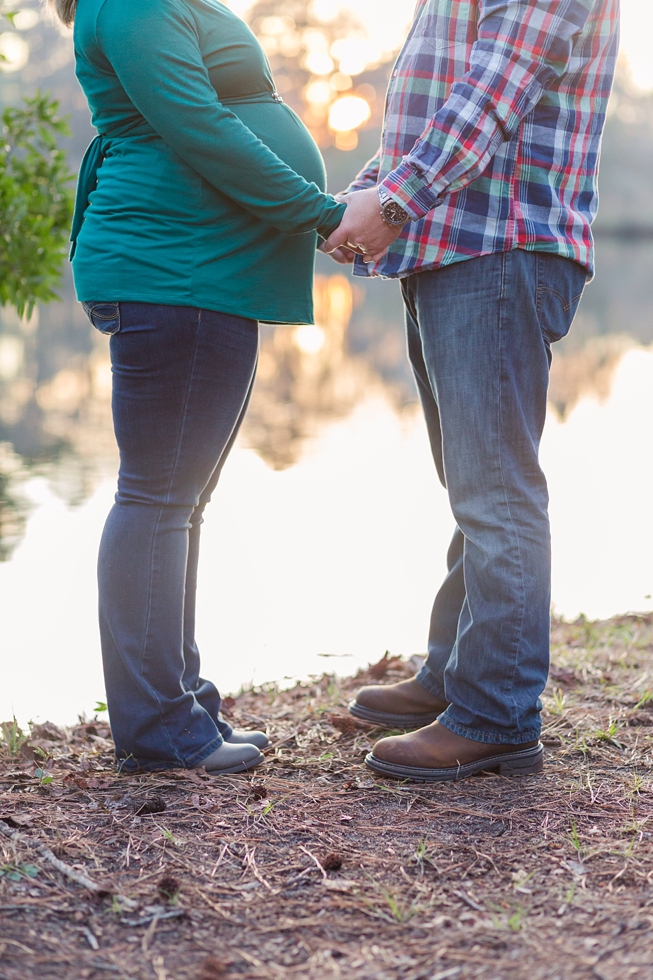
[383,200,409,224]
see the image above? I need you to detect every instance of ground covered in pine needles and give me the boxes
[1,615,653,980]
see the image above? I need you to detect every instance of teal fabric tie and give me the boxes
[70,134,105,259]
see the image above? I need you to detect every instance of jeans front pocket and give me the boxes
[82,301,121,336]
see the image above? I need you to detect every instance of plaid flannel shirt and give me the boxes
[346,0,620,280]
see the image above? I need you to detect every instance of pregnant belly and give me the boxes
[86,103,326,226]
[228,101,327,193]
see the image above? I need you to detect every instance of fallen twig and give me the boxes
[0,818,137,909]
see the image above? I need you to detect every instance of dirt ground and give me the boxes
[1,615,653,980]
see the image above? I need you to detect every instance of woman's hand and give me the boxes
[318,239,354,264]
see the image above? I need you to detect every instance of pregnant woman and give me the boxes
[52,0,347,774]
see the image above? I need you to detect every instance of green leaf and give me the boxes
[0,865,23,882]
[94,702,108,714]
[22,864,39,878]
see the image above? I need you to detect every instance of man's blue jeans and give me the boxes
[84,302,259,771]
[401,250,587,744]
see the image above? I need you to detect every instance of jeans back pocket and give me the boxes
[536,257,588,346]
[82,301,121,336]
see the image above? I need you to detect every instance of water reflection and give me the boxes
[246,271,412,468]
[548,240,653,418]
[0,283,115,561]
[3,241,652,561]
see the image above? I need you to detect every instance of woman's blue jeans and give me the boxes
[84,302,259,771]
[402,250,587,744]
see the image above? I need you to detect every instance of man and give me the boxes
[324,0,619,782]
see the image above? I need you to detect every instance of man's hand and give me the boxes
[324,187,404,263]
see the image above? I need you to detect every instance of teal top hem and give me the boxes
[74,292,319,326]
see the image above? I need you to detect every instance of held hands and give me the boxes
[323,187,404,264]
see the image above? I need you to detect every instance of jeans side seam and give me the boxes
[165,308,203,508]
[141,308,220,765]
[496,252,527,728]
[137,503,185,765]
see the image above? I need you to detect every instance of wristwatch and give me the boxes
[377,186,411,227]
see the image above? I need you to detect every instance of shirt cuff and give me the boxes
[380,161,441,220]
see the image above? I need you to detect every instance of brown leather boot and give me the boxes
[366,720,542,782]
[349,676,449,728]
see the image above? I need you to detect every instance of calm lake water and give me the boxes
[1,241,653,727]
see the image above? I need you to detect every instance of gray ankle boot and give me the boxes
[226,728,269,749]
[193,740,263,775]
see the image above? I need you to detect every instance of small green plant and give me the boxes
[261,794,290,817]
[594,720,623,748]
[381,888,415,923]
[624,831,639,858]
[0,862,39,882]
[635,690,653,710]
[574,732,590,758]
[33,746,54,786]
[414,839,428,862]
[569,821,583,856]
[0,717,27,756]
[549,687,566,715]
[412,839,437,874]
[507,906,525,932]
[94,701,108,714]
[489,902,528,932]
[161,827,176,844]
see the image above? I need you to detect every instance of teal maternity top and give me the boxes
[72,0,346,323]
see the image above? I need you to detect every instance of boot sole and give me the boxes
[348,699,444,729]
[365,742,544,782]
[204,751,265,776]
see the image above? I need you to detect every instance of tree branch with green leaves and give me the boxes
[0,91,74,317]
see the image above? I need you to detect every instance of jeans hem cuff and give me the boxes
[216,715,233,740]
[416,664,446,699]
[437,713,541,745]
[186,734,225,768]
[116,733,224,773]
